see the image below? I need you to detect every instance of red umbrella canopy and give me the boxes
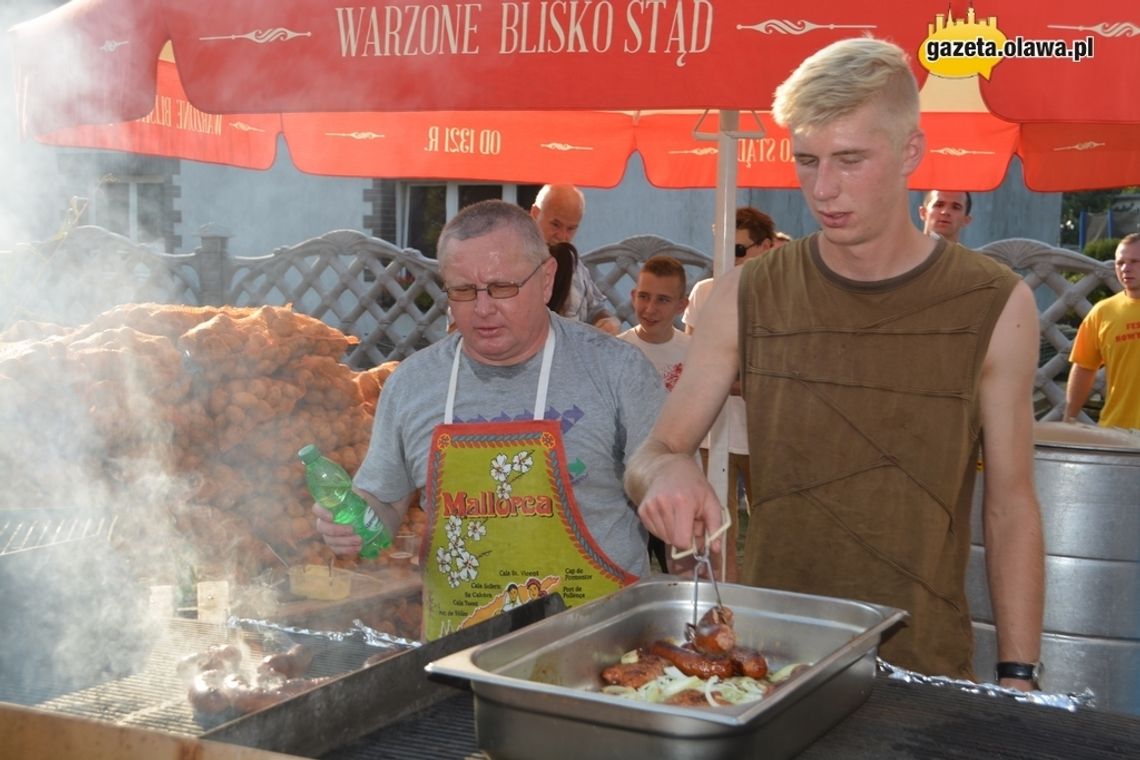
[32,57,283,170]
[10,0,1140,190]
[12,0,938,131]
[976,1,1138,124]
[35,52,642,186]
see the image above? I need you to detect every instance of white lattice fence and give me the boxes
[226,230,447,368]
[0,226,200,329]
[3,227,1116,402]
[979,238,1121,421]
[582,234,713,329]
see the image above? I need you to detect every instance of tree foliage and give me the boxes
[1061,187,1140,246]
[1083,237,1120,262]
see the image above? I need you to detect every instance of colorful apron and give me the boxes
[419,330,635,640]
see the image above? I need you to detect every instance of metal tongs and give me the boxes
[668,499,732,640]
[684,539,725,645]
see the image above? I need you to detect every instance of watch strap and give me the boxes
[995,661,1040,684]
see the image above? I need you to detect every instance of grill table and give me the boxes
[326,678,1140,760]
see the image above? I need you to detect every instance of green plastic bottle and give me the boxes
[298,444,391,559]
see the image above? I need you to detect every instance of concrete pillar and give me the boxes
[195,223,232,306]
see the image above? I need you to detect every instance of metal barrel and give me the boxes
[967,423,1140,715]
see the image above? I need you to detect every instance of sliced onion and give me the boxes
[659,675,705,699]
[768,662,809,684]
[601,661,808,707]
[703,675,720,706]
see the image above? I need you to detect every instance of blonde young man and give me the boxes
[919,190,973,244]
[530,184,621,335]
[625,38,1044,687]
[1064,233,1140,429]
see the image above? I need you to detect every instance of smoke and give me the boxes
[0,318,191,696]
[0,1,246,703]
[1,1,81,248]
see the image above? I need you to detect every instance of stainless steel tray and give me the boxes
[426,576,906,760]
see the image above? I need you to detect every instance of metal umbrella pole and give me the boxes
[706,109,754,579]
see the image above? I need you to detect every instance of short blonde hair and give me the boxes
[773,37,919,145]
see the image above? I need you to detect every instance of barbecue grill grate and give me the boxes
[0,509,115,556]
[0,617,390,737]
[322,694,485,760]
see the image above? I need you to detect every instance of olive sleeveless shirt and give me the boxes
[738,234,1020,678]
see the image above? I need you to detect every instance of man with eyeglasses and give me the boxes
[677,207,777,581]
[315,200,665,641]
[530,184,621,335]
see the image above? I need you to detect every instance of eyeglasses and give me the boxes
[445,260,545,302]
[735,242,759,258]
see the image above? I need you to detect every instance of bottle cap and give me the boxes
[298,444,321,463]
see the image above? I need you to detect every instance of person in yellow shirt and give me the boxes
[1065,233,1140,429]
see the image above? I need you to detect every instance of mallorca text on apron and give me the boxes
[420,330,635,640]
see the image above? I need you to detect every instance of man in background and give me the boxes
[919,190,973,244]
[618,255,691,572]
[531,184,621,334]
[1064,233,1140,429]
[681,207,778,582]
[618,255,690,391]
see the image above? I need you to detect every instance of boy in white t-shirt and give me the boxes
[618,256,690,391]
[618,256,690,572]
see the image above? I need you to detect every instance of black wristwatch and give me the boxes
[995,661,1043,688]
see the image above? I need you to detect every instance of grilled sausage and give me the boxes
[187,669,230,715]
[601,653,669,689]
[221,672,336,715]
[692,621,736,656]
[177,643,242,681]
[729,646,769,679]
[689,605,737,655]
[275,675,335,698]
[221,674,280,715]
[648,640,734,680]
[257,644,314,679]
[700,605,734,628]
[664,688,729,707]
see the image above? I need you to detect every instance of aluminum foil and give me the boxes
[877,658,1096,712]
[229,615,422,651]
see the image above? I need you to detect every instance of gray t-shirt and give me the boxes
[355,313,664,578]
[562,259,610,324]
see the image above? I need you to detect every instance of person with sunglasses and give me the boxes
[677,207,777,581]
[314,200,665,641]
[684,207,777,330]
